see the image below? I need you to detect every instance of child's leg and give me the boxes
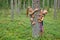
[40,25,44,33]
[40,21,44,32]
[40,22,44,36]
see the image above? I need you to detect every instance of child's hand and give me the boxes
[35,8,39,11]
[32,21,36,25]
[30,18,33,21]
[43,10,47,14]
[34,8,39,11]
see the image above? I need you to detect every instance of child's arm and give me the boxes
[32,8,39,14]
[41,17,44,21]
[38,16,44,23]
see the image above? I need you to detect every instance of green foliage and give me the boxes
[0,0,8,9]
[0,9,60,40]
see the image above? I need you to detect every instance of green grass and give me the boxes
[0,9,60,40]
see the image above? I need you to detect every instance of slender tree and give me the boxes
[47,0,49,9]
[32,0,33,8]
[57,0,60,9]
[28,0,30,6]
[23,0,26,9]
[15,0,17,13]
[11,0,14,20]
[49,0,51,8]
[43,0,45,9]
[17,0,20,15]
[54,0,57,19]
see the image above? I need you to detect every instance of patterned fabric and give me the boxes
[40,21,43,32]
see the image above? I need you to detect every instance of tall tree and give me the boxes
[23,0,26,9]
[11,0,14,20]
[57,0,60,9]
[47,0,49,9]
[54,0,57,19]
[49,0,51,8]
[32,0,33,7]
[28,0,30,6]
[15,0,17,12]
[43,0,45,9]
[32,0,40,38]
[17,0,20,15]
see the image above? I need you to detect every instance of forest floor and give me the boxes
[0,9,60,40]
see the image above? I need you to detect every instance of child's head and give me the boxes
[28,6,33,12]
[40,9,47,16]
[26,6,33,16]
[43,10,47,15]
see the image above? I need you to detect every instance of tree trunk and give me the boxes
[7,0,8,8]
[11,0,14,20]
[32,0,40,38]
[54,0,57,19]
[49,0,51,8]
[28,0,30,6]
[47,0,49,8]
[15,0,17,13]
[17,0,20,15]
[23,0,25,9]
[32,0,33,8]
[43,0,45,9]
[57,0,60,9]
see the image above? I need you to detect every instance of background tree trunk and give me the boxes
[43,0,45,9]
[49,0,51,8]
[23,0,26,9]
[17,0,20,15]
[15,0,17,13]
[54,0,57,19]
[11,0,14,20]
[47,0,49,9]
[28,0,30,6]
[57,0,60,9]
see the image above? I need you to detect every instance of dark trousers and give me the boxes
[40,21,43,32]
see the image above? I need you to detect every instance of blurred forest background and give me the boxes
[0,0,60,40]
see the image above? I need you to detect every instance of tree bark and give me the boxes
[17,0,20,15]
[23,0,26,9]
[11,0,14,20]
[57,0,60,9]
[15,0,17,13]
[47,0,49,8]
[54,0,57,19]
[28,0,30,6]
[43,0,45,9]
[32,0,40,38]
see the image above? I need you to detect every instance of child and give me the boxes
[26,6,39,25]
[38,9,47,36]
